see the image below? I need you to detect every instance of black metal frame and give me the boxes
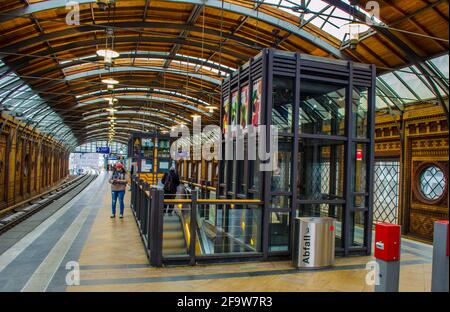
[131,176,266,266]
[219,49,376,258]
[128,132,172,176]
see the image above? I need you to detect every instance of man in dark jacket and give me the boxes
[162,166,180,215]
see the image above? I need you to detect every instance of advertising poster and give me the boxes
[222,97,229,134]
[240,85,249,130]
[231,90,238,135]
[141,159,153,173]
[251,79,262,127]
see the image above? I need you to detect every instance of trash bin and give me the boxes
[293,217,336,269]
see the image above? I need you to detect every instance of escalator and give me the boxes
[162,215,187,255]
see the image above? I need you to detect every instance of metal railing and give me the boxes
[131,176,263,267]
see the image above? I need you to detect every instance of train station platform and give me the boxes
[0,172,433,292]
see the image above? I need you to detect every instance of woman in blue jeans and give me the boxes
[109,162,128,218]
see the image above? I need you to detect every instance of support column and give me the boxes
[431,220,449,292]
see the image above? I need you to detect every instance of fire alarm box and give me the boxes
[375,223,401,262]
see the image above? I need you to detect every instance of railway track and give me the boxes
[0,171,98,235]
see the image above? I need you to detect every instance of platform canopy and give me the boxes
[0,0,448,148]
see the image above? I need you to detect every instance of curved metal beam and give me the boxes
[77,96,211,116]
[0,22,262,54]
[65,66,221,85]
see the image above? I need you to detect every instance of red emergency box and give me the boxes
[374,223,401,262]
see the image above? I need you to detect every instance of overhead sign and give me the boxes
[96,147,110,154]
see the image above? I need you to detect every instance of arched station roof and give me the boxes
[0,0,448,149]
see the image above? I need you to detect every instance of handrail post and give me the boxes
[189,190,198,266]
[142,182,149,234]
[130,176,135,211]
[150,188,164,267]
[146,188,153,251]
[138,180,144,222]
[136,180,141,219]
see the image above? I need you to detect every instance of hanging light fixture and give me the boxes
[205,105,216,113]
[97,49,120,68]
[104,97,118,105]
[102,78,119,85]
[347,22,369,50]
[343,2,371,50]
[97,0,115,11]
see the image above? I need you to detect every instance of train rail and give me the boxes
[0,170,98,235]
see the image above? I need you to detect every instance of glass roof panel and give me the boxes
[257,0,377,41]
[395,68,435,100]
[429,54,449,79]
[378,73,418,103]
[0,59,77,146]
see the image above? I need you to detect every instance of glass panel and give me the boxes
[236,142,246,194]
[299,80,346,136]
[271,136,292,192]
[196,204,262,255]
[141,138,154,158]
[270,196,291,209]
[269,211,290,252]
[297,204,343,248]
[351,211,366,247]
[352,143,367,193]
[353,86,369,138]
[397,67,435,100]
[261,0,377,41]
[298,138,345,200]
[429,54,449,79]
[354,195,366,208]
[272,76,294,133]
[378,73,417,103]
[374,161,399,224]
[420,166,446,200]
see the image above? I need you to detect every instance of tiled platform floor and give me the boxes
[0,172,433,292]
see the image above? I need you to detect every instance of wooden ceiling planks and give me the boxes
[0,0,448,145]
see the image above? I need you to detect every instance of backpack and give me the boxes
[163,173,173,193]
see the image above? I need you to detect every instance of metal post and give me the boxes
[139,181,145,224]
[130,177,135,211]
[374,223,401,292]
[142,182,150,234]
[150,188,164,267]
[189,190,198,266]
[376,259,400,292]
[146,188,153,251]
[343,61,354,256]
[432,220,449,292]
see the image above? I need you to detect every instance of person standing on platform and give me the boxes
[109,162,128,219]
[162,166,180,215]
